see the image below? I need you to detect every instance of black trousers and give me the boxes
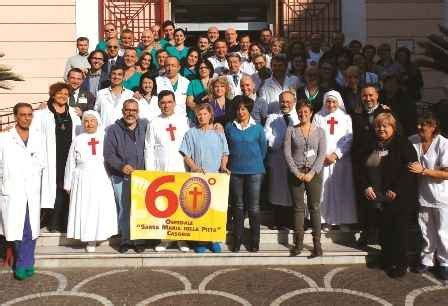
[47,187,70,232]
[379,206,409,269]
[0,235,6,260]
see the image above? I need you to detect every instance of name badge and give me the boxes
[78,97,88,104]
[378,150,389,157]
[305,150,316,158]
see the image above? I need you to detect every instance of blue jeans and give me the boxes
[229,174,264,247]
[111,175,144,247]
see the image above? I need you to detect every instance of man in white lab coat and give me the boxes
[264,91,299,228]
[155,56,190,118]
[0,103,47,280]
[94,65,134,128]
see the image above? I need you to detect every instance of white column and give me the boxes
[75,0,99,51]
[342,0,367,43]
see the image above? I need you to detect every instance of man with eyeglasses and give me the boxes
[95,65,134,128]
[81,50,109,97]
[96,23,119,52]
[63,37,90,81]
[104,99,148,254]
[102,38,125,78]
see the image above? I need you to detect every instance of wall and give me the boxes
[366,0,445,102]
[0,0,76,108]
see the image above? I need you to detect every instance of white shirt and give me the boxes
[207,55,229,76]
[259,74,300,115]
[410,134,448,208]
[94,87,135,128]
[233,117,256,131]
[155,74,190,118]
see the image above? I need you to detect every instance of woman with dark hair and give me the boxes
[409,113,448,281]
[248,42,270,72]
[395,46,424,100]
[180,103,230,253]
[225,96,267,252]
[166,28,189,61]
[186,59,214,121]
[284,101,326,257]
[362,44,378,74]
[180,47,200,80]
[360,113,418,278]
[34,82,82,233]
[135,72,160,121]
[136,51,156,75]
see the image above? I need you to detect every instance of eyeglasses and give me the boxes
[107,45,119,49]
[105,29,115,33]
[123,109,138,113]
[199,66,209,70]
[91,57,104,61]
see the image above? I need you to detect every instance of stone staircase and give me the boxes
[34,227,378,268]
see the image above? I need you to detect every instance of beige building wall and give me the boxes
[366,0,445,102]
[0,0,76,108]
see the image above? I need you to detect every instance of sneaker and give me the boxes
[194,245,209,253]
[25,267,35,277]
[439,266,448,281]
[210,242,222,253]
[155,240,170,252]
[15,267,29,281]
[86,242,96,253]
[177,241,190,252]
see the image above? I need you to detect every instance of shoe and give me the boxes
[290,233,303,256]
[86,242,96,253]
[388,266,407,278]
[25,267,35,277]
[356,234,368,249]
[210,242,222,253]
[439,266,448,281]
[119,244,130,254]
[321,223,331,233]
[177,241,190,252]
[194,245,209,253]
[231,243,240,253]
[413,264,430,274]
[15,267,29,280]
[155,240,170,252]
[309,237,323,258]
[135,245,145,253]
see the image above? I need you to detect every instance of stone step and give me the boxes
[36,228,358,247]
[34,243,377,268]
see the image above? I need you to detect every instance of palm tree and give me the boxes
[416,25,448,74]
[0,52,24,90]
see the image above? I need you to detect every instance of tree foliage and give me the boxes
[0,52,24,90]
[416,25,448,74]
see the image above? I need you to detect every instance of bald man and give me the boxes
[207,26,220,44]
[225,28,240,52]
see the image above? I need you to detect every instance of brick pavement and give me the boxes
[1,265,447,305]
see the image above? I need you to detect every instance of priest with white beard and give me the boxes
[144,90,190,252]
[155,56,190,118]
[264,91,299,228]
[312,90,357,228]
[0,103,47,280]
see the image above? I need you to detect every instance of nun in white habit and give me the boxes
[312,90,358,226]
[64,111,118,252]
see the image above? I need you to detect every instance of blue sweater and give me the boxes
[225,122,267,174]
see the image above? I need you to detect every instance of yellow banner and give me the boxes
[130,171,229,242]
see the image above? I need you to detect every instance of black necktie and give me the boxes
[283,113,290,125]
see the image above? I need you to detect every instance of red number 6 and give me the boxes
[145,175,178,218]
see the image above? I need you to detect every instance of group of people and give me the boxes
[0,21,447,283]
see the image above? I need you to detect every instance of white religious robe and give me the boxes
[259,75,301,115]
[313,108,357,225]
[155,74,190,118]
[0,128,46,241]
[138,96,161,122]
[64,131,118,242]
[31,107,82,209]
[94,87,134,128]
[264,110,300,207]
[144,113,189,172]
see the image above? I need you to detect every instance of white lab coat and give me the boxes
[155,74,190,118]
[259,75,301,115]
[145,113,189,172]
[31,107,82,209]
[0,128,46,241]
[94,87,134,128]
[226,72,244,99]
[264,110,299,207]
[138,96,161,122]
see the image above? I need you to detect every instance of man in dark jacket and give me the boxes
[351,84,391,248]
[66,68,96,115]
[104,99,148,253]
